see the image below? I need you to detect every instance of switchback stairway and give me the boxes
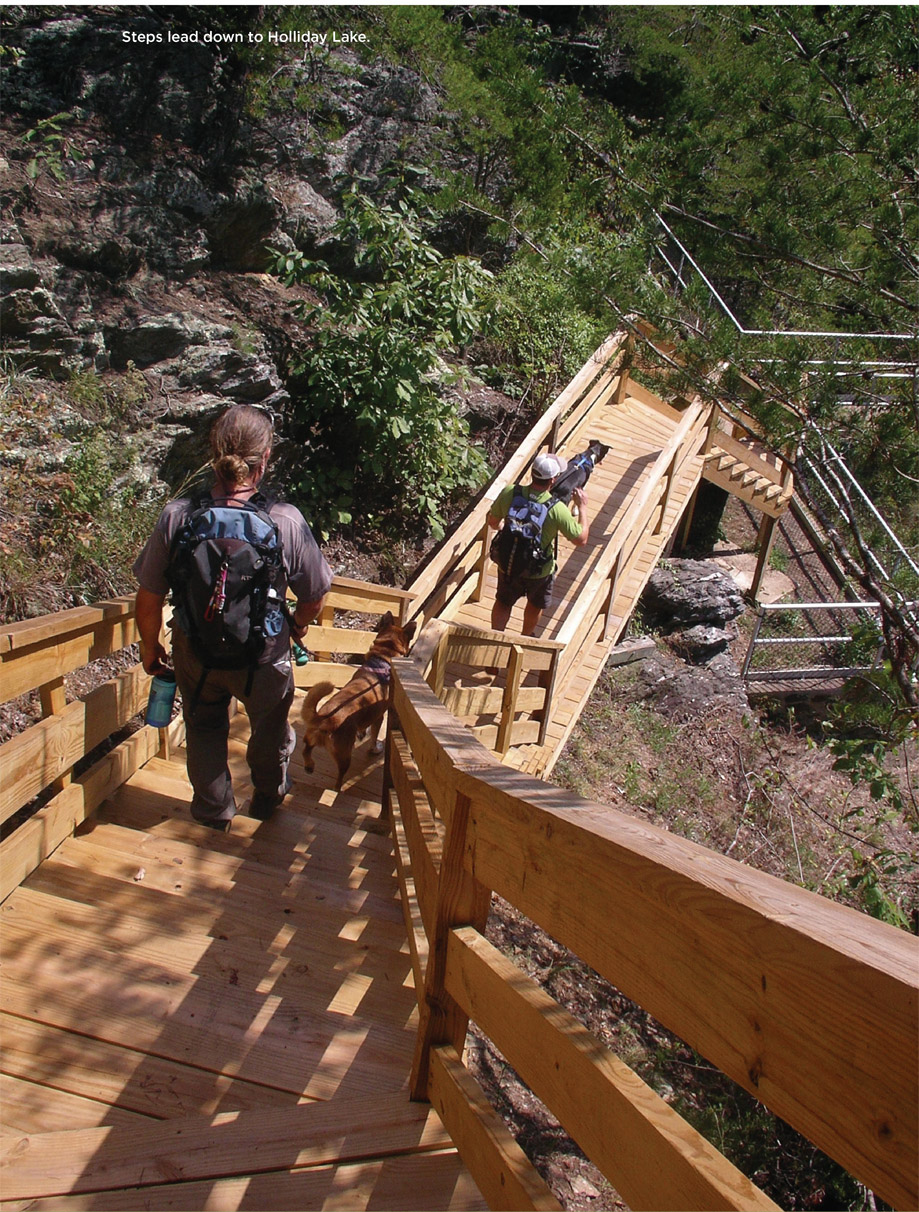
[1,335,915,1212]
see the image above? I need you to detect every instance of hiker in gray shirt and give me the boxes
[134,405,331,831]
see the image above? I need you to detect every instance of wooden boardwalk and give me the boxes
[0,710,486,1210]
[4,334,835,1211]
[449,385,706,776]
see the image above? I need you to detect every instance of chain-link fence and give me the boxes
[741,600,889,691]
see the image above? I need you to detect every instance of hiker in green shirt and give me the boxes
[487,452,589,636]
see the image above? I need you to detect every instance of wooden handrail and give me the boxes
[388,656,918,1211]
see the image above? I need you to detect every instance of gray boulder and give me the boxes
[643,560,745,630]
[674,624,736,664]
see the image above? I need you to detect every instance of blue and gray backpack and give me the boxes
[489,486,550,579]
[166,491,285,690]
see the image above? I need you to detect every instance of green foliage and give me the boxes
[477,246,608,409]
[825,668,918,826]
[22,111,83,182]
[272,187,492,539]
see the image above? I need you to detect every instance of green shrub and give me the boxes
[272,187,493,539]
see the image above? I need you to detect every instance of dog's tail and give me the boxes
[301,680,336,725]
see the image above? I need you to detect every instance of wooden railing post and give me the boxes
[469,521,491,605]
[654,452,679,536]
[703,402,720,457]
[410,788,491,1101]
[603,551,623,642]
[496,644,523,756]
[749,513,779,605]
[426,628,449,699]
[315,601,335,661]
[611,336,634,405]
[39,676,71,792]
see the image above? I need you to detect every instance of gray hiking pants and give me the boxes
[171,629,295,826]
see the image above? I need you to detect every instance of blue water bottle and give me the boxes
[145,671,177,727]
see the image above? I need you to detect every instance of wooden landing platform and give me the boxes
[0,704,486,1211]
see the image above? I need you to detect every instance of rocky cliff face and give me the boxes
[0,7,451,483]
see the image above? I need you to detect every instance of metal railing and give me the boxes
[741,599,902,686]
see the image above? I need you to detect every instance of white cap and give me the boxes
[532,452,567,480]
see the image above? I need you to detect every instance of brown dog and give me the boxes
[300,611,416,790]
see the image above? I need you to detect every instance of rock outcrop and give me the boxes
[0,8,458,484]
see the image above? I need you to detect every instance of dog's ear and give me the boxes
[377,611,394,632]
[402,620,417,644]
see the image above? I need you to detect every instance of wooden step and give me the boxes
[0,1148,486,1211]
[0,1013,295,1122]
[0,1073,150,1135]
[0,1092,468,1204]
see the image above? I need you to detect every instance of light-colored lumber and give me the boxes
[0,886,407,1012]
[455,762,919,1210]
[442,684,546,718]
[0,614,141,703]
[0,1149,487,1211]
[427,1045,561,1211]
[0,937,415,1103]
[0,1091,453,1201]
[446,927,779,1212]
[0,1013,293,1120]
[0,714,184,903]
[0,662,149,823]
[388,731,443,941]
[47,819,404,926]
[0,597,134,654]
[300,623,379,655]
[0,1074,150,1135]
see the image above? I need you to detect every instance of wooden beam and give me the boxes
[389,731,443,941]
[495,644,523,756]
[446,927,779,1212]
[1,663,150,825]
[455,765,919,1210]
[427,1045,562,1211]
[0,616,142,704]
[750,514,779,605]
[0,1092,454,1200]
[410,790,491,1100]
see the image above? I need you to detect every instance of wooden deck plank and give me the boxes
[0,1092,458,1201]
[0,1014,297,1121]
[1,888,414,1012]
[22,853,410,957]
[61,816,405,918]
[0,1148,487,1211]
[0,1074,151,1135]
[0,952,416,1103]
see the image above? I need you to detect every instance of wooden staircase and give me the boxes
[1,711,485,1210]
[703,413,794,517]
[406,333,794,779]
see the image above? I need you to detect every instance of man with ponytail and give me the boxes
[134,405,332,831]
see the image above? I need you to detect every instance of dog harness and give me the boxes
[363,655,393,684]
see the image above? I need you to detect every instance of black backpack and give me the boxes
[166,491,285,690]
[489,486,551,579]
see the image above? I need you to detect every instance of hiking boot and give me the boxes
[249,775,292,821]
[200,816,232,834]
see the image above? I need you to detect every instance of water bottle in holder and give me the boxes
[145,670,177,727]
